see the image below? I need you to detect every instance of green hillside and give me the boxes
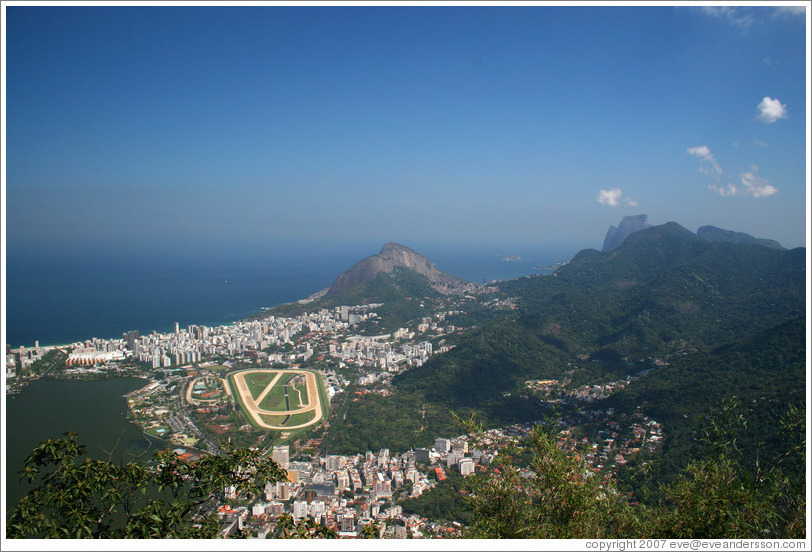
[263,266,441,333]
[395,224,804,404]
[502,223,805,355]
[609,316,806,490]
[322,267,440,330]
[325,224,806,464]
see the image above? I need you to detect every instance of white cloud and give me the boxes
[708,165,777,198]
[757,96,788,123]
[773,6,806,17]
[739,165,778,197]
[708,182,738,196]
[597,188,637,207]
[753,138,768,147]
[700,6,756,32]
[698,6,803,32]
[687,145,723,177]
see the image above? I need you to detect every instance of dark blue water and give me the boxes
[6,242,574,348]
[5,377,159,513]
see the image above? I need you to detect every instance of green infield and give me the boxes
[260,413,289,426]
[257,384,288,411]
[259,410,316,427]
[244,372,276,401]
[284,410,317,426]
[229,368,329,435]
[289,378,309,409]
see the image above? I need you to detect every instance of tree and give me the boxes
[651,400,806,539]
[8,432,288,539]
[360,520,381,539]
[462,422,644,539]
[272,514,338,539]
[460,399,805,539]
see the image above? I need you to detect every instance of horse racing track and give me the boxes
[228,369,326,430]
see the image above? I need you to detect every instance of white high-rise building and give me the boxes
[272,445,290,469]
[340,512,355,533]
[405,467,420,485]
[459,458,475,476]
[325,455,345,471]
[292,500,308,520]
[309,500,326,519]
[335,470,350,490]
[447,452,463,467]
[276,481,291,500]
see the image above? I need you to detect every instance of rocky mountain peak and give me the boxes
[327,242,458,296]
[602,214,652,252]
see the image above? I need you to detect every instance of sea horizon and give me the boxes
[5,241,578,349]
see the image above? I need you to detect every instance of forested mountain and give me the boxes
[325,223,806,463]
[399,223,804,401]
[608,316,806,488]
[265,262,444,330]
[697,225,786,250]
[506,222,803,351]
[263,243,468,330]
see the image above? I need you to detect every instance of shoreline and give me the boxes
[7,303,295,353]
[9,343,73,353]
[9,288,331,352]
[6,247,565,351]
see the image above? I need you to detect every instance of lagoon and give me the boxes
[4,377,161,514]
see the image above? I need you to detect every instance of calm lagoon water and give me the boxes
[5,377,160,513]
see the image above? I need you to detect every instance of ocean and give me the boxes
[5,242,573,348]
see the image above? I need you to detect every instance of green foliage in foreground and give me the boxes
[7,398,806,540]
[6,433,334,539]
[649,401,806,538]
[400,469,474,525]
[272,514,338,539]
[460,402,805,539]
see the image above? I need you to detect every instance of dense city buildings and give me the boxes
[7,292,664,538]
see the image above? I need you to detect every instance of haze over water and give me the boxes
[6,243,569,348]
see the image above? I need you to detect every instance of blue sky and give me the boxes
[3,3,809,258]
